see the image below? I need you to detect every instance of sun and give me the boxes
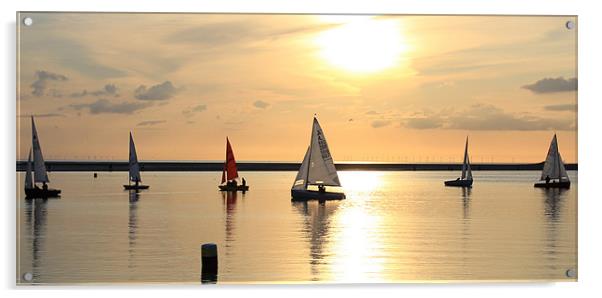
[314,17,408,74]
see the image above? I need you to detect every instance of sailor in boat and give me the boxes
[227,179,238,188]
[546,175,551,184]
[242,178,246,187]
[318,184,326,193]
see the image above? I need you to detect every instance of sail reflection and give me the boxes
[25,198,48,282]
[128,190,139,269]
[293,200,339,281]
[462,187,472,220]
[541,188,566,222]
[540,188,567,262]
[222,191,239,258]
[292,171,386,282]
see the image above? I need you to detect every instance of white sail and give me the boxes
[307,117,341,186]
[292,146,311,190]
[461,137,472,180]
[24,149,33,189]
[540,134,569,181]
[31,117,49,183]
[129,132,141,183]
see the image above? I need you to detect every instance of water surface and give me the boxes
[17,171,577,283]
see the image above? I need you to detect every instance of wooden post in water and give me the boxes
[201,243,218,283]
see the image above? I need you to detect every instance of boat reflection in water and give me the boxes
[539,187,573,277]
[293,171,385,282]
[17,170,577,283]
[222,190,240,250]
[23,198,49,283]
[213,190,244,284]
[128,190,139,272]
[292,200,339,281]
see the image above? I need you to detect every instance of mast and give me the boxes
[461,137,468,180]
[556,134,561,182]
[305,117,316,189]
[221,162,226,184]
[24,148,33,189]
[31,116,49,184]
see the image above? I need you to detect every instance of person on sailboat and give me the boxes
[546,175,551,184]
[43,182,48,191]
[318,184,326,193]
[227,179,238,188]
[242,178,246,187]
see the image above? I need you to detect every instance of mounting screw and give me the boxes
[22,272,33,282]
[566,269,576,278]
[23,17,33,26]
[566,21,574,30]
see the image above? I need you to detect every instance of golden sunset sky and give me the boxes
[17,13,577,163]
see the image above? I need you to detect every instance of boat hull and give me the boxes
[219,185,249,191]
[123,184,150,190]
[444,179,473,187]
[534,181,571,189]
[291,189,346,201]
[24,188,61,199]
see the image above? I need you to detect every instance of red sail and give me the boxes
[225,137,239,181]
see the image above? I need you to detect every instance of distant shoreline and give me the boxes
[15,161,578,172]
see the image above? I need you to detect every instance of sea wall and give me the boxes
[15,161,578,172]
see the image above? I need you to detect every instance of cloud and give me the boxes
[22,35,126,79]
[18,113,65,118]
[544,104,577,111]
[182,104,207,117]
[166,21,257,46]
[166,21,335,47]
[522,77,577,94]
[30,70,67,97]
[404,117,443,129]
[71,84,119,98]
[134,81,179,101]
[137,120,166,126]
[371,120,391,128]
[402,104,574,131]
[253,100,270,109]
[70,99,151,114]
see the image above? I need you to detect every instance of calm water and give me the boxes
[17,171,577,284]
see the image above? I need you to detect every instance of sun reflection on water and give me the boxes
[328,171,386,282]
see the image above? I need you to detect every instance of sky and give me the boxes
[17,13,577,163]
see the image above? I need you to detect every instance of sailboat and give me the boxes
[218,137,249,191]
[291,116,345,201]
[445,137,473,187]
[123,132,149,190]
[24,117,61,198]
[534,134,570,189]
